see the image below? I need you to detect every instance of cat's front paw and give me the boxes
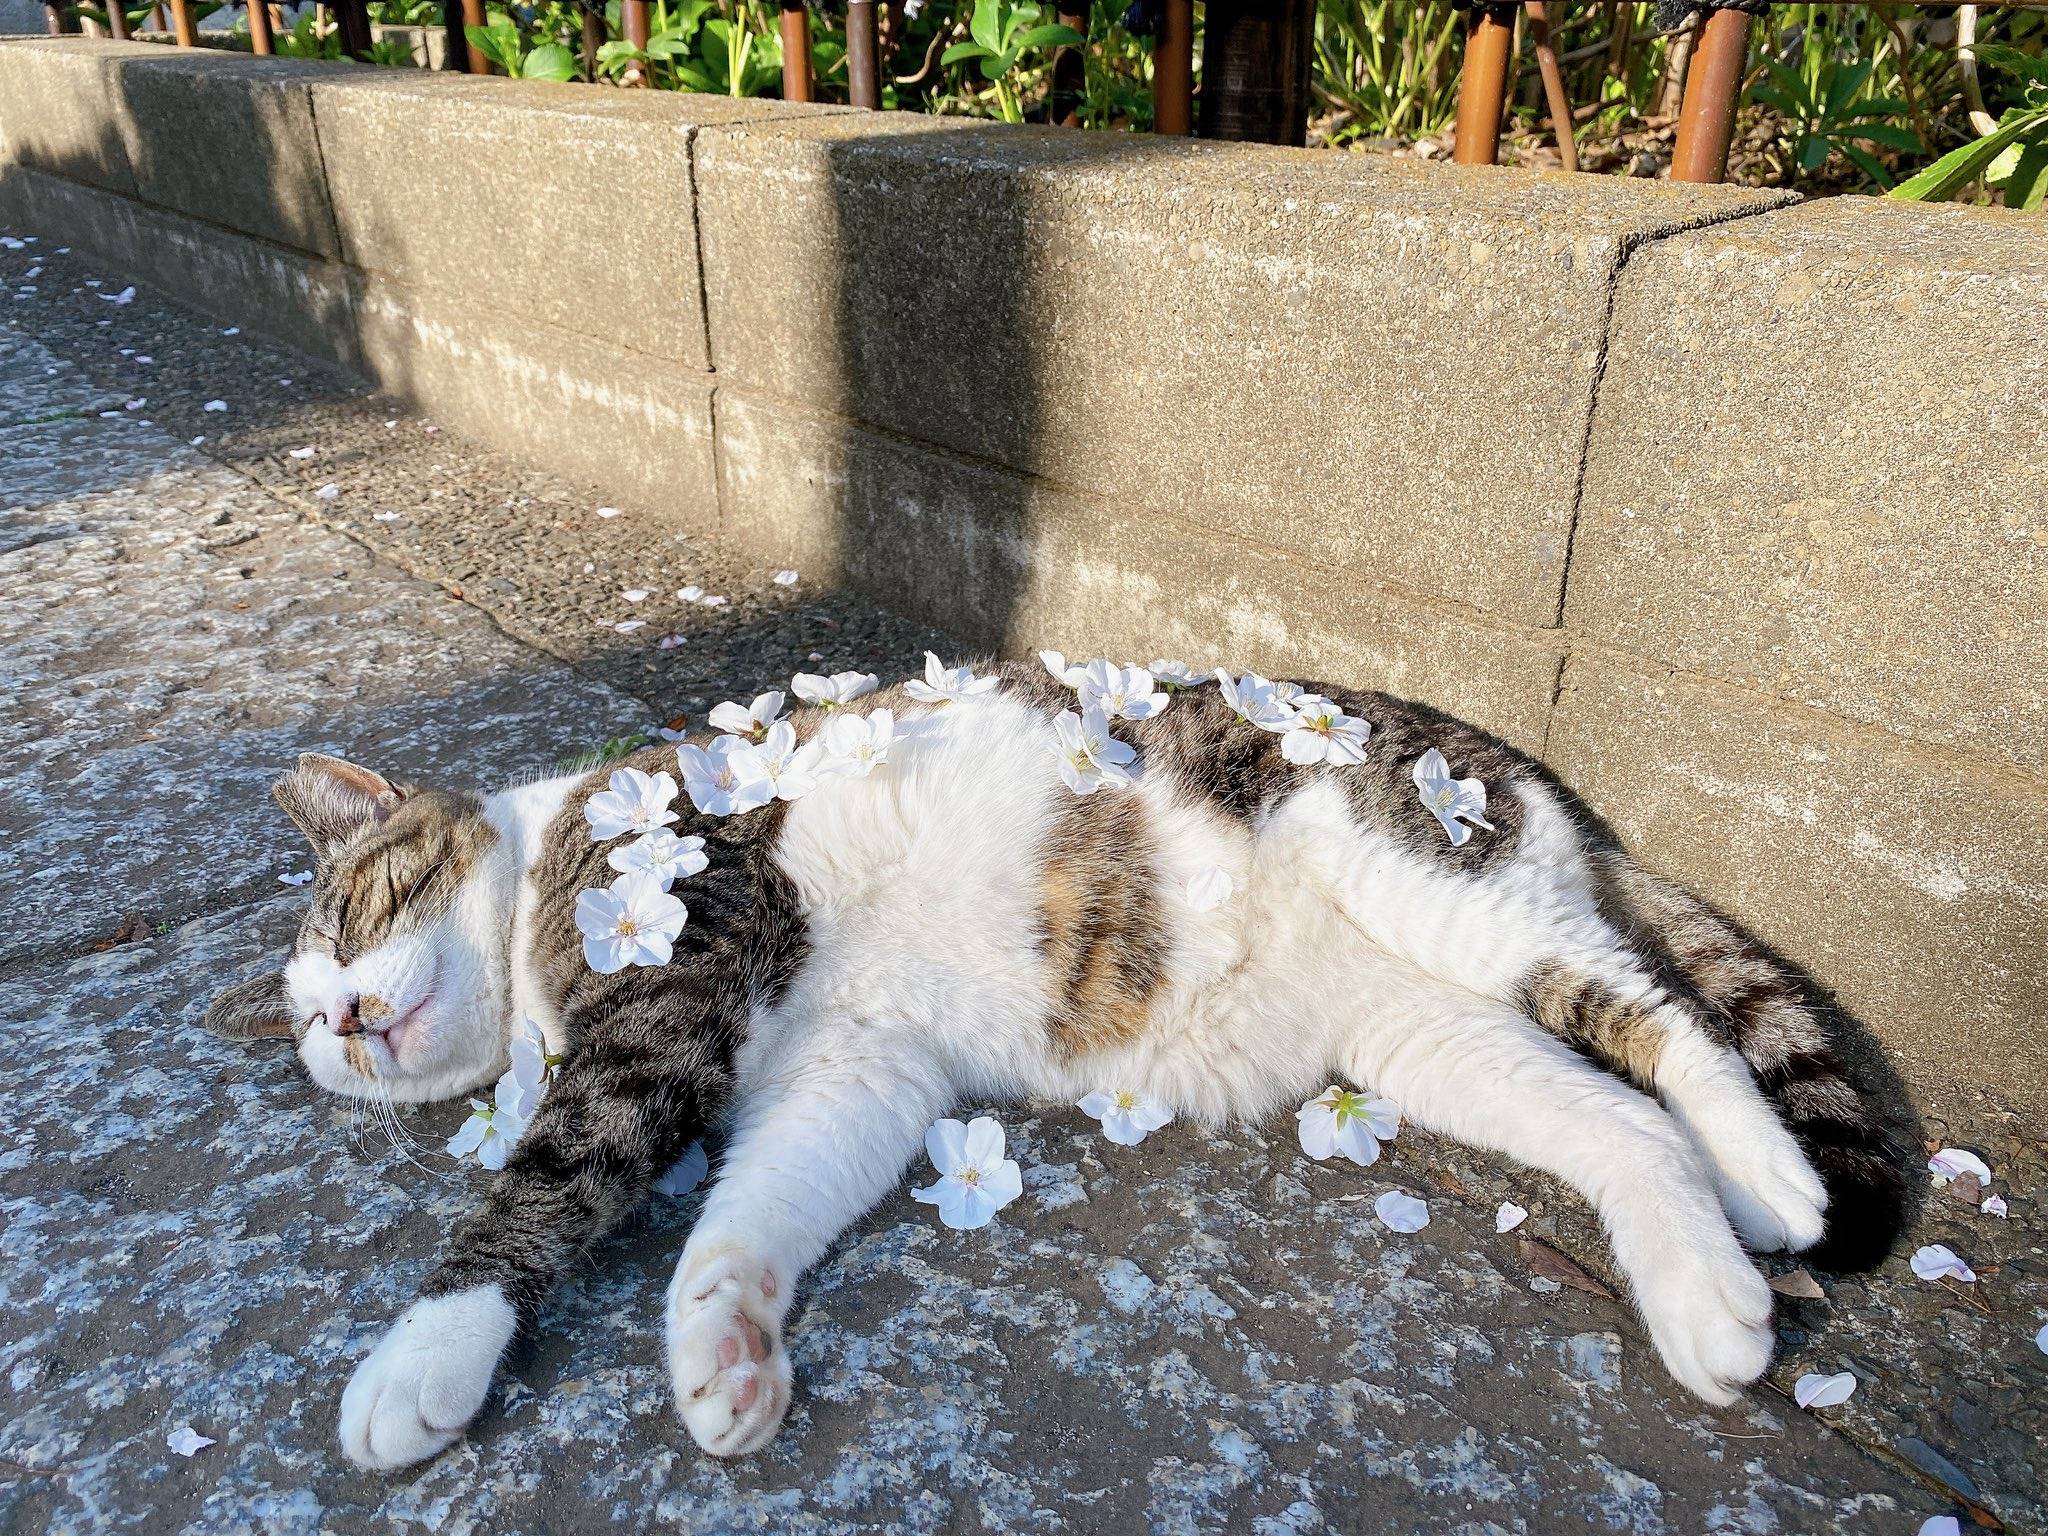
[1633,1237,1776,1406]
[666,1246,792,1457]
[339,1286,516,1471]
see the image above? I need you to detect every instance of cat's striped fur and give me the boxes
[205,660,1903,1471]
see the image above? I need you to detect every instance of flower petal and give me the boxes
[1495,1201,1528,1233]
[1077,1091,1116,1119]
[166,1426,215,1457]
[1374,1190,1430,1233]
[924,1118,969,1175]
[1792,1371,1857,1409]
[1185,866,1233,912]
[961,1115,1007,1167]
[1927,1147,1992,1185]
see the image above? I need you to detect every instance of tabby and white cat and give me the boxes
[205,659,1902,1472]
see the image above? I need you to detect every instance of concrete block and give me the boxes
[0,38,148,196]
[0,163,359,364]
[103,51,344,258]
[355,277,718,525]
[1574,198,2048,773]
[310,71,843,371]
[1547,657,2047,1113]
[697,114,1788,627]
[716,386,1562,749]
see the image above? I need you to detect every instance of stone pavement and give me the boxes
[1,233,2042,1536]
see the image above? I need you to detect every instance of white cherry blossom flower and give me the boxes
[1413,747,1496,847]
[911,1116,1023,1230]
[1149,659,1204,689]
[708,690,787,741]
[905,651,999,705]
[1793,1371,1857,1409]
[792,670,879,709]
[584,766,680,841]
[1184,866,1233,912]
[448,1074,527,1170]
[1052,706,1136,795]
[1496,1201,1528,1233]
[1982,1194,2008,1218]
[1928,1147,1992,1186]
[1039,649,1088,688]
[678,736,775,817]
[166,1426,214,1457]
[1077,1089,1175,1147]
[1374,1190,1431,1233]
[575,871,688,974]
[1078,660,1170,721]
[1909,1244,1977,1283]
[506,1015,555,1115]
[732,720,825,802]
[1216,669,1299,731]
[819,708,895,777]
[1296,1086,1401,1167]
[607,828,708,888]
[1280,696,1372,766]
[655,1141,710,1197]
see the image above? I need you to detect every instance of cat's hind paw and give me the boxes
[339,1286,516,1471]
[1634,1239,1776,1407]
[666,1247,793,1457]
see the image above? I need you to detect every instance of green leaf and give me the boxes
[981,51,1015,80]
[969,0,1002,54]
[940,40,990,66]
[1797,134,1831,173]
[1013,23,1084,51]
[1851,123,1922,153]
[464,22,521,72]
[2003,139,2048,210]
[1891,109,2043,202]
[1838,143,1893,190]
[522,41,578,80]
[1974,43,2048,88]
[1823,60,1874,118]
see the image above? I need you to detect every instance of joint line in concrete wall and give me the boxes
[683,128,716,376]
[301,89,348,276]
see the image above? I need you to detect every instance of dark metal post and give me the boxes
[1197,0,1316,146]
[245,0,274,52]
[1527,0,1576,170]
[167,0,198,44]
[617,0,650,83]
[447,0,490,72]
[333,0,373,57]
[1671,5,1752,182]
[104,0,132,39]
[1451,2,1514,165]
[846,0,880,108]
[1050,7,1086,126]
[1152,0,1193,135]
[581,0,603,79]
[780,0,814,102]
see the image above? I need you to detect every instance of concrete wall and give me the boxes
[2,39,2041,1113]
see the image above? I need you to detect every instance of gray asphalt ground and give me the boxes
[1,230,2042,1536]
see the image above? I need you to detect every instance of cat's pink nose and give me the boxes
[330,994,364,1037]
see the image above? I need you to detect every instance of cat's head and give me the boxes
[204,754,514,1104]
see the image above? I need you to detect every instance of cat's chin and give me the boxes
[299,1018,504,1106]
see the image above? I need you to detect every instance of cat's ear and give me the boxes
[204,971,297,1042]
[273,753,407,855]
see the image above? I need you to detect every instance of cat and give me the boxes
[203,657,1904,1472]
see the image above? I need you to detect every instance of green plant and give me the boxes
[940,0,1084,123]
[1751,57,1921,187]
[1892,43,2048,207]
[467,8,581,79]
[278,8,343,58]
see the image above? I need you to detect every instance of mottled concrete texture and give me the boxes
[1575,197,2048,774]
[4,234,2046,1536]
[2,41,2039,1119]
[697,112,1788,629]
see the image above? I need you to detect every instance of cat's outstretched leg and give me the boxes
[666,1045,952,1457]
[1342,967,1776,1407]
[339,1054,715,1471]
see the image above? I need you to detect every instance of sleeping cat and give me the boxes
[204,657,1903,1472]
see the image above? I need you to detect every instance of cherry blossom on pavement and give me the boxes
[1077,1089,1175,1147]
[911,1117,1023,1230]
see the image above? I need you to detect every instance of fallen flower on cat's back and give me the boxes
[1150,659,1205,689]
[585,766,680,841]
[905,651,999,705]
[1077,660,1171,721]
[1077,1089,1175,1147]
[792,669,880,709]
[1413,747,1496,846]
[448,1075,526,1170]
[1374,1190,1430,1233]
[576,872,688,974]
[1296,1086,1401,1167]
[1216,670,1298,731]
[912,1116,1023,1230]
[707,690,786,741]
[608,828,709,888]
[1281,696,1372,766]
[505,1016,561,1119]
[733,721,826,802]
[1052,706,1136,795]
[820,708,895,778]
[678,736,775,817]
